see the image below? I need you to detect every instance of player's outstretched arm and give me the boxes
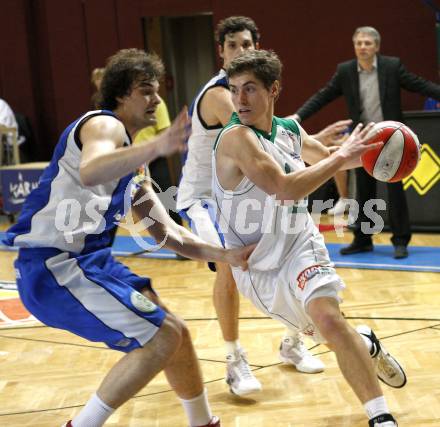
[218,123,379,203]
[131,182,253,270]
[79,109,190,186]
[331,122,383,170]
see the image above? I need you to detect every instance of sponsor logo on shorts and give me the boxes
[115,338,132,347]
[302,323,316,337]
[130,291,157,313]
[297,265,334,291]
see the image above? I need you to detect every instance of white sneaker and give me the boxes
[356,325,407,388]
[279,336,325,373]
[226,349,262,396]
[327,198,349,216]
[368,413,398,426]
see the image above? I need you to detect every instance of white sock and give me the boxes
[72,393,114,427]
[225,340,241,356]
[180,388,212,427]
[364,395,390,419]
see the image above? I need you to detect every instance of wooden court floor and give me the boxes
[0,218,439,426]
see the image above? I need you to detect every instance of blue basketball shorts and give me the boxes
[14,247,166,352]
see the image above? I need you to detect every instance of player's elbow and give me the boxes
[79,162,104,187]
[79,166,97,187]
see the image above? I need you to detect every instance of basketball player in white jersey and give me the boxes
[177,16,324,397]
[4,49,255,427]
[213,49,406,427]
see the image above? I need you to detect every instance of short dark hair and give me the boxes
[226,49,282,90]
[100,49,164,110]
[215,16,260,47]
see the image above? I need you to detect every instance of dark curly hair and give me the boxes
[99,49,164,110]
[226,49,282,90]
[215,16,260,47]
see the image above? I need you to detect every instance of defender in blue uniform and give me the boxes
[4,49,252,427]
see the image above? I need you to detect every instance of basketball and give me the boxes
[361,121,421,182]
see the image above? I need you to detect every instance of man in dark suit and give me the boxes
[293,26,440,259]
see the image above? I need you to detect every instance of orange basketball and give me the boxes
[361,120,421,182]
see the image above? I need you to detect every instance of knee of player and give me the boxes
[316,312,344,335]
[160,314,186,348]
[308,302,345,339]
[167,313,193,343]
[174,314,192,341]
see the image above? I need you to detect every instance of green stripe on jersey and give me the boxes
[213,112,242,152]
[213,113,301,151]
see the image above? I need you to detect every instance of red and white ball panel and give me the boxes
[361,120,421,182]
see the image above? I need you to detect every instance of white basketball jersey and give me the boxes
[177,69,229,210]
[212,113,319,270]
[213,114,344,337]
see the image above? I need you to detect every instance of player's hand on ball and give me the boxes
[337,122,384,168]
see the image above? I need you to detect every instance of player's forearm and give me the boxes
[161,224,229,262]
[143,213,230,263]
[80,139,162,186]
[132,185,231,263]
[279,151,346,201]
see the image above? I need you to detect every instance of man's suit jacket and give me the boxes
[295,55,440,124]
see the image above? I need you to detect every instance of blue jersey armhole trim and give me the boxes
[195,75,229,131]
[73,110,118,150]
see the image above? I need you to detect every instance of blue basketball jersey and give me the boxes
[5,110,166,352]
[4,110,133,253]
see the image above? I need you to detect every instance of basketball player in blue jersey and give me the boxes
[3,49,255,427]
[213,49,406,427]
[177,16,324,397]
